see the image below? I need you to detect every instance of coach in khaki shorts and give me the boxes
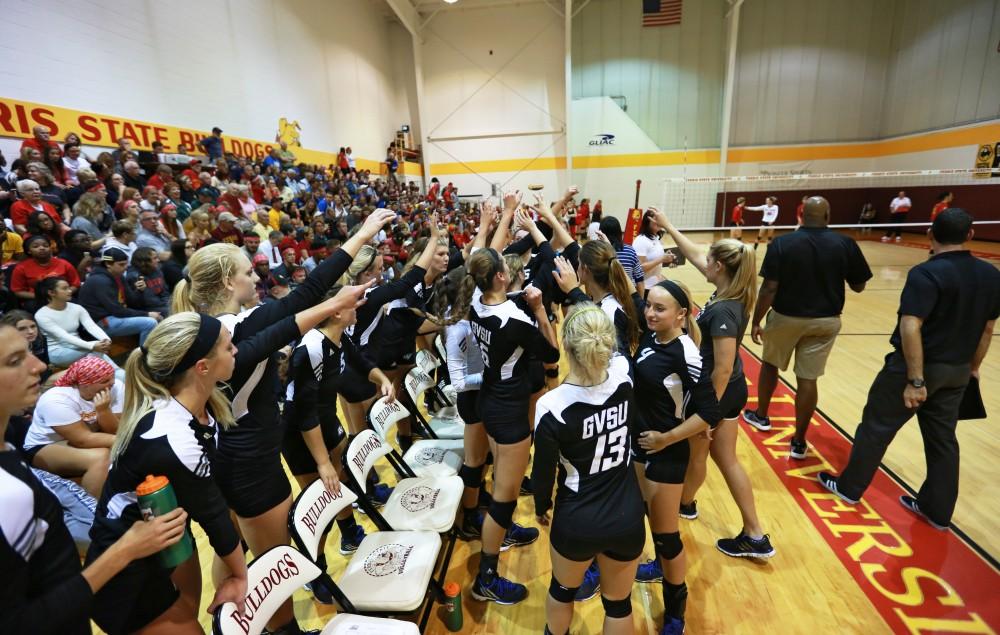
[743,197,873,460]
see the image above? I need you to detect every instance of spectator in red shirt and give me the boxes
[10,180,69,234]
[10,235,80,308]
[146,164,174,191]
[796,195,807,226]
[210,211,244,246]
[180,160,201,186]
[19,125,60,155]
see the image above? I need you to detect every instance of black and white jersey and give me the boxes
[0,448,92,635]
[284,328,377,432]
[89,399,240,561]
[350,265,427,349]
[632,331,721,435]
[469,293,560,399]
[565,287,634,355]
[217,248,353,459]
[531,356,644,536]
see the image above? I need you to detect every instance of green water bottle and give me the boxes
[443,582,463,632]
[136,474,194,568]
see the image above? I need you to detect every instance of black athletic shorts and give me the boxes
[457,389,481,425]
[479,392,530,444]
[633,436,690,484]
[89,555,179,635]
[215,451,292,518]
[718,378,749,420]
[281,415,346,476]
[551,518,645,562]
[338,365,378,404]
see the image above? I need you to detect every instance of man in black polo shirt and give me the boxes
[820,209,999,529]
[744,196,872,460]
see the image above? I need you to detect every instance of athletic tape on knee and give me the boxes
[601,595,633,618]
[548,576,579,604]
[488,499,517,529]
[653,531,683,561]
[458,463,485,489]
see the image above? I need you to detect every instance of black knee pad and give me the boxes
[547,576,579,604]
[458,463,485,489]
[488,499,517,530]
[601,595,633,619]
[653,531,683,561]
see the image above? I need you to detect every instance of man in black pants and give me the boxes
[820,209,1000,529]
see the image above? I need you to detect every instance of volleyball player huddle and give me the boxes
[446,194,776,635]
[70,188,775,635]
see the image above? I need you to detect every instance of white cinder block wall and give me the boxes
[0,0,415,164]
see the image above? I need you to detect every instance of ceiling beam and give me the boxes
[386,0,422,36]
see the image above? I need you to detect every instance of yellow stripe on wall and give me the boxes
[429,156,566,176]
[427,120,1000,174]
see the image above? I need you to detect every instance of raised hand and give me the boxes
[551,256,579,294]
[360,208,396,239]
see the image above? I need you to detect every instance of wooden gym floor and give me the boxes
[93,232,1000,634]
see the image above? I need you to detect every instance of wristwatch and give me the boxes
[907,378,925,388]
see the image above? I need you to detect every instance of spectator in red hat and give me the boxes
[252,253,270,300]
[273,247,298,279]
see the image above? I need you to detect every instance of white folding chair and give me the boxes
[403,367,464,440]
[288,477,445,617]
[414,348,439,375]
[322,614,419,635]
[212,545,321,635]
[369,397,464,477]
[343,430,463,534]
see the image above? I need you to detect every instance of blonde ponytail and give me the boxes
[112,313,235,461]
[340,245,378,285]
[170,243,243,315]
[708,238,757,321]
[562,303,616,385]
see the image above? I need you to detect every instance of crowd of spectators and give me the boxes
[0,123,599,517]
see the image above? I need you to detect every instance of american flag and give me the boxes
[642,0,682,27]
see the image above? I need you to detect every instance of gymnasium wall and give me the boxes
[880,0,1000,138]
[571,0,725,150]
[0,0,415,167]
[418,2,567,198]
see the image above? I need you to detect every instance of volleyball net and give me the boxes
[659,168,1000,231]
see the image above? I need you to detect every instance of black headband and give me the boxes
[656,279,690,311]
[141,314,223,378]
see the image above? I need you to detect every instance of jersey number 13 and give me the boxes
[589,427,628,475]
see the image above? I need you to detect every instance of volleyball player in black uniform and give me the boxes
[345,217,448,451]
[87,313,249,635]
[533,305,645,635]
[653,209,776,559]
[171,210,392,633]
[632,280,722,635]
[1,321,191,635]
[457,243,560,605]
[282,285,395,582]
